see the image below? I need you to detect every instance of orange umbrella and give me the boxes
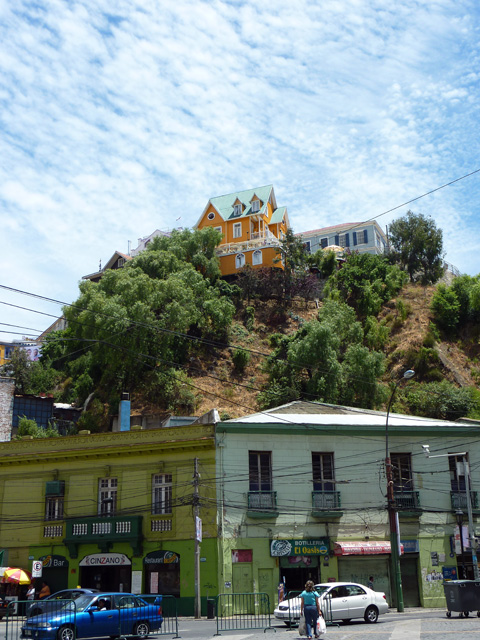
[2,567,32,585]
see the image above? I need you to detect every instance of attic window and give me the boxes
[207,212,215,220]
[251,200,260,213]
[233,203,243,216]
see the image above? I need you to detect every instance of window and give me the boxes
[251,199,260,213]
[98,477,117,516]
[233,203,243,216]
[152,474,172,515]
[207,212,215,220]
[214,226,222,234]
[353,229,368,245]
[117,258,126,268]
[304,241,311,253]
[252,250,262,265]
[339,233,350,248]
[233,222,242,238]
[45,496,64,521]
[450,454,467,492]
[312,453,335,491]
[320,238,328,249]
[249,451,272,491]
[391,453,413,492]
[236,253,245,268]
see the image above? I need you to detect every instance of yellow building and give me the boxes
[194,185,290,277]
[0,425,218,615]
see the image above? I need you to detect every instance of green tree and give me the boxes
[388,210,444,284]
[404,380,477,420]
[431,284,460,333]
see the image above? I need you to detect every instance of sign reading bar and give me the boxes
[271,539,329,557]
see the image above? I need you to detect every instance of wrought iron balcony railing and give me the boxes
[451,491,478,510]
[247,491,278,515]
[393,490,420,510]
[312,491,341,511]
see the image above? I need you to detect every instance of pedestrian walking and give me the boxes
[299,580,323,639]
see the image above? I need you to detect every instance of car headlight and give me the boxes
[36,623,53,629]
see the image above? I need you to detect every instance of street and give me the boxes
[2,609,479,640]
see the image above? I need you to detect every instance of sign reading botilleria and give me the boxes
[270,539,329,557]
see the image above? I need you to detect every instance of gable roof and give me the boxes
[194,185,277,226]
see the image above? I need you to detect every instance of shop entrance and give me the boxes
[39,555,69,593]
[79,553,131,592]
[280,557,320,593]
[144,550,180,596]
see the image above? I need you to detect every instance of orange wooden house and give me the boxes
[194,185,290,277]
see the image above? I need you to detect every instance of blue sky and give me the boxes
[2,0,480,341]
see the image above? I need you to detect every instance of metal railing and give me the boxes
[275,591,334,629]
[215,592,273,635]
[6,595,178,640]
[247,491,278,510]
[394,490,420,509]
[451,491,478,510]
[312,491,341,510]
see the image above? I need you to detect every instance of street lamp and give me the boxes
[385,369,415,613]
[423,446,479,580]
[455,509,467,579]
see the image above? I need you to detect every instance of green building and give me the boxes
[0,425,217,615]
[216,402,480,609]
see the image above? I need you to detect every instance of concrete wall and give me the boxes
[0,377,14,441]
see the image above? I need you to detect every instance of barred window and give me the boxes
[98,477,117,516]
[152,474,172,515]
[45,496,64,521]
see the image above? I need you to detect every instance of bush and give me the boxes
[232,348,250,373]
[245,306,255,331]
[16,416,60,439]
[431,284,460,333]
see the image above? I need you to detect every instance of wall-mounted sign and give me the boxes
[144,550,179,564]
[232,550,252,563]
[79,553,130,566]
[270,539,329,557]
[400,540,419,553]
[39,555,69,568]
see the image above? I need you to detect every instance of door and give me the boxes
[232,564,253,613]
[326,586,349,620]
[400,557,420,607]
[344,584,369,619]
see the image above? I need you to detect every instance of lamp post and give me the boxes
[423,447,479,581]
[455,509,467,579]
[385,369,415,613]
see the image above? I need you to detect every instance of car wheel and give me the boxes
[134,621,150,638]
[57,625,75,640]
[464,611,470,617]
[342,619,351,623]
[364,606,379,623]
[446,611,452,618]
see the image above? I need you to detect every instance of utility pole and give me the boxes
[193,458,202,618]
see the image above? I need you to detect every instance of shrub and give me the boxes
[232,348,250,373]
[245,306,255,331]
[431,284,460,333]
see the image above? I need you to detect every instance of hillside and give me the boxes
[187,282,478,420]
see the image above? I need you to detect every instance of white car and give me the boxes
[273,582,389,625]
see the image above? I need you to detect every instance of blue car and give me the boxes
[21,592,163,640]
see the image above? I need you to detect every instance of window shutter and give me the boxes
[334,235,339,245]
[321,238,328,249]
[353,232,357,246]
[364,229,368,243]
[345,233,350,247]
[46,481,65,496]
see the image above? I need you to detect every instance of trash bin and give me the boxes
[443,580,480,617]
[207,598,215,619]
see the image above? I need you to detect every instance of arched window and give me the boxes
[252,250,262,265]
[236,253,245,269]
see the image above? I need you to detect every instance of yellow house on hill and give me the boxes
[194,185,290,277]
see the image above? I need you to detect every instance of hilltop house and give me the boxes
[297,221,388,257]
[194,185,289,277]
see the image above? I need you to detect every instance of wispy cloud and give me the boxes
[1,0,480,337]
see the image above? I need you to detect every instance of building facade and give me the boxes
[0,425,218,615]
[216,402,480,609]
[194,185,289,277]
[297,221,388,257]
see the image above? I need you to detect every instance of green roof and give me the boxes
[209,185,274,221]
[270,206,286,224]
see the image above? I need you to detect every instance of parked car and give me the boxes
[273,582,389,625]
[28,589,100,617]
[21,592,163,640]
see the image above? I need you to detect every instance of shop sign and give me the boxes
[400,540,419,553]
[144,551,179,564]
[79,553,131,566]
[270,539,329,557]
[39,555,69,568]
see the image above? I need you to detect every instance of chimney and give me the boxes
[119,392,131,432]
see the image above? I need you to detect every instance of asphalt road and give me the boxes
[3,608,480,640]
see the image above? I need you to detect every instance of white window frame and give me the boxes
[152,474,173,515]
[339,234,347,248]
[233,222,242,239]
[233,203,243,216]
[252,249,262,265]
[207,212,215,220]
[98,477,117,516]
[45,496,64,521]
[236,253,246,269]
[356,229,367,245]
[251,200,260,213]
[214,226,223,235]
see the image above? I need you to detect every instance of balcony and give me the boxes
[394,491,420,515]
[451,491,478,511]
[247,491,279,518]
[64,515,143,558]
[311,491,343,518]
[216,235,282,256]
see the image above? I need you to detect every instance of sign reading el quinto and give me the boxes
[270,539,329,557]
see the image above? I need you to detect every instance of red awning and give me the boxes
[334,541,404,556]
